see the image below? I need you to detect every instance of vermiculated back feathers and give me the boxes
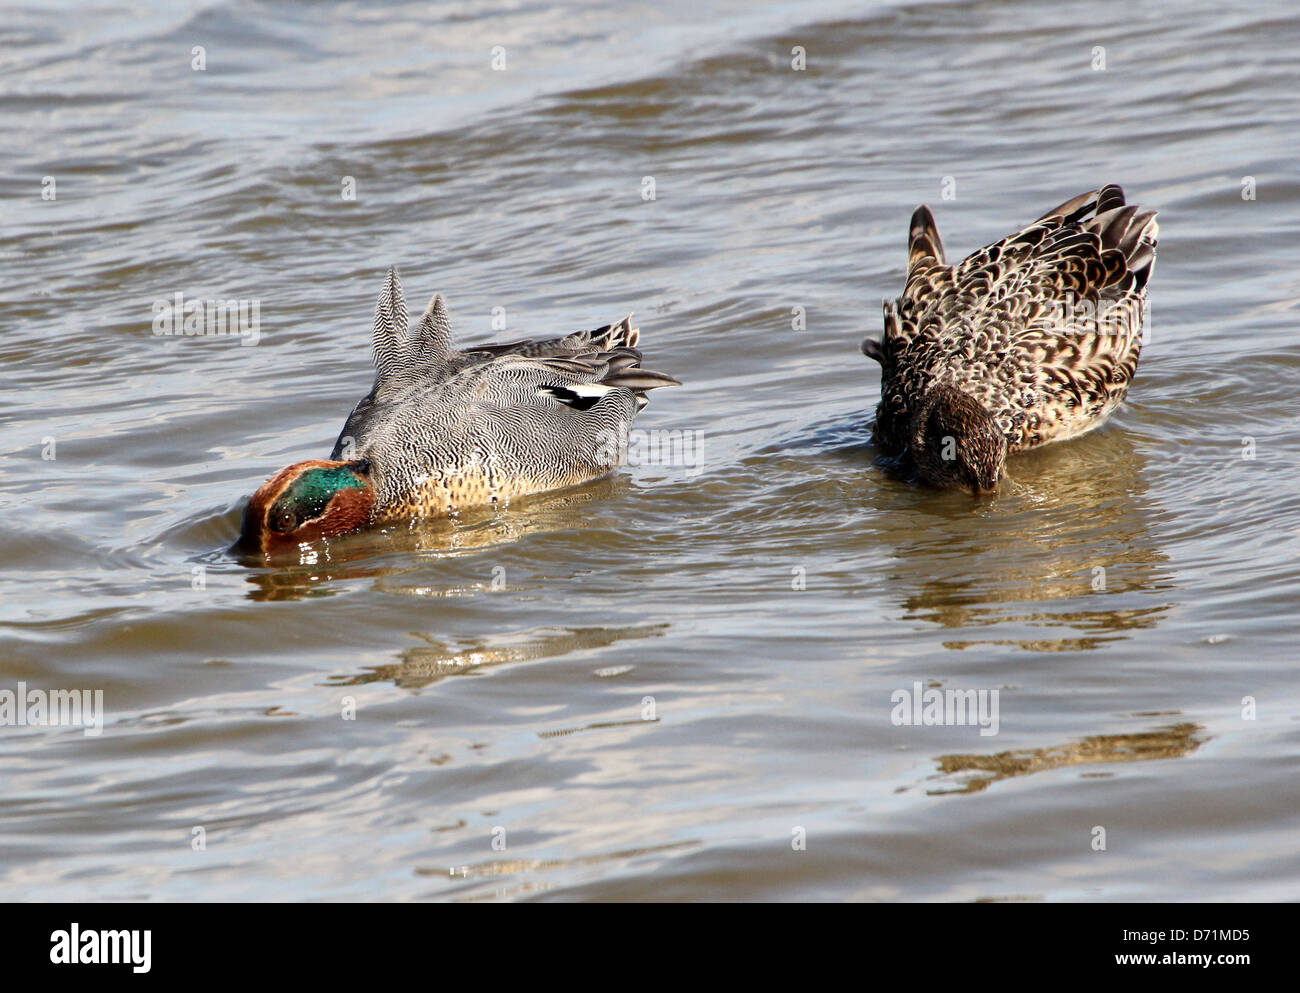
[336,269,679,518]
[371,266,410,382]
[411,292,454,366]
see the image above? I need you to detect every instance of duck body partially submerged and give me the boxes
[863,184,1158,492]
[239,268,679,552]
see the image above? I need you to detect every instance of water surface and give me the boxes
[3,0,1298,900]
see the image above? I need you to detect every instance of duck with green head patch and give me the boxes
[238,268,680,554]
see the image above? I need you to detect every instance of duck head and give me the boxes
[237,458,375,552]
[908,385,1007,494]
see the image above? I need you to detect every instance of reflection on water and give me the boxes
[4,0,1297,902]
[537,716,658,739]
[326,623,668,689]
[426,841,699,902]
[924,722,1205,795]
[885,428,1174,651]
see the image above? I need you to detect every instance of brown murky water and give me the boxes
[3,0,1298,900]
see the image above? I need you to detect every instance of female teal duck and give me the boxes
[862,184,1158,493]
[239,268,680,552]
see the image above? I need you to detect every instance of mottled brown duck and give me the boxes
[862,184,1158,492]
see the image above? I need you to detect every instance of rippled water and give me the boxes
[4,0,1298,900]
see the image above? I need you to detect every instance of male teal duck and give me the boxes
[239,268,680,552]
[862,184,1158,493]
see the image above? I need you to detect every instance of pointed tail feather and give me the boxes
[1036,185,1126,225]
[1038,188,1099,223]
[908,205,946,269]
[600,369,682,391]
[1095,184,1127,215]
[594,315,639,350]
[1085,200,1158,282]
[409,292,454,364]
[372,266,410,380]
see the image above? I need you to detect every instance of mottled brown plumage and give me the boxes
[863,184,1158,492]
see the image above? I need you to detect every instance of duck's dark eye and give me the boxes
[273,510,295,533]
